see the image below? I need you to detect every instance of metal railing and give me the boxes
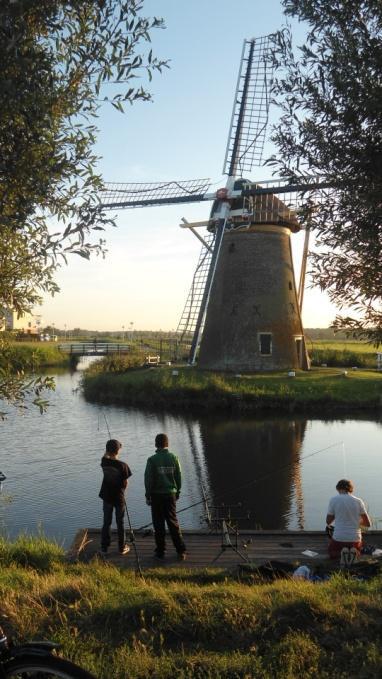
[59,337,194,363]
[59,343,131,355]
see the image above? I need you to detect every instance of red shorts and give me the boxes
[328,538,362,559]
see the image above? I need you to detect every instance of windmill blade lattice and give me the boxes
[99,178,212,210]
[176,230,216,341]
[223,35,275,177]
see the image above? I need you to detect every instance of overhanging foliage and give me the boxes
[270,0,382,344]
[0,0,167,410]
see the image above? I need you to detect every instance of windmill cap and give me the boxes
[251,191,300,232]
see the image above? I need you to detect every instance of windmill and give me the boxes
[100,36,327,371]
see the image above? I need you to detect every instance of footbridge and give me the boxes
[59,342,131,356]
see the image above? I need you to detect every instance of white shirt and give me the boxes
[327,493,367,542]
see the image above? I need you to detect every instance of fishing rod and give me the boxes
[101,412,143,577]
[134,439,345,532]
[103,413,111,438]
[124,497,143,577]
[201,482,212,526]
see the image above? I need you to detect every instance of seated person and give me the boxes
[326,479,371,559]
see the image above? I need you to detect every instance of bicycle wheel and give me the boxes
[3,653,96,678]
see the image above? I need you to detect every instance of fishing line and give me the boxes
[342,441,347,477]
[103,412,112,439]
[134,439,345,532]
[201,439,345,508]
[201,482,212,525]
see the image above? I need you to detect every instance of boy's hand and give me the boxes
[146,498,151,506]
[176,493,180,501]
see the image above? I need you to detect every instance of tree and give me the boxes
[270,0,382,344]
[0,0,167,411]
[0,345,55,419]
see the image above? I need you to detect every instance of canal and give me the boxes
[1,362,381,545]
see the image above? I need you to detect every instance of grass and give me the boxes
[310,340,377,353]
[82,364,382,413]
[0,533,63,571]
[1,534,382,678]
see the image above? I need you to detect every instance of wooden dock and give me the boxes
[68,528,382,571]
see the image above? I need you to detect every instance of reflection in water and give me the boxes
[183,422,212,527]
[198,418,307,530]
[0,365,381,544]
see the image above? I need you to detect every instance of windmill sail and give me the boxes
[176,230,215,341]
[99,178,212,209]
[185,35,275,361]
[223,35,275,177]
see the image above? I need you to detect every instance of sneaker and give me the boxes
[119,545,130,555]
[98,549,108,557]
[177,552,187,561]
[154,550,165,559]
[340,547,349,567]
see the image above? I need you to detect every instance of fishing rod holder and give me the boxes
[206,502,250,530]
[210,517,250,564]
[207,502,251,565]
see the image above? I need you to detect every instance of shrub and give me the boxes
[310,348,375,368]
[86,353,145,373]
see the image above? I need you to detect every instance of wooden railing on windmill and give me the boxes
[98,35,334,373]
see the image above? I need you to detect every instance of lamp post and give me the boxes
[122,325,125,341]
[129,321,134,341]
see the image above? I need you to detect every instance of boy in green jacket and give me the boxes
[144,433,187,560]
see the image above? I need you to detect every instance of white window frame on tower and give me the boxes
[258,332,272,355]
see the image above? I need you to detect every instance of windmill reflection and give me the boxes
[197,417,307,530]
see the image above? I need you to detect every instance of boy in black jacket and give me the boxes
[99,439,132,555]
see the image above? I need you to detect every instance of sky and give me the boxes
[39,0,339,332]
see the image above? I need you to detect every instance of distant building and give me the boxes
[0,308,41,335]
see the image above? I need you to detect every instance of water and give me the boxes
[1,362,382,546]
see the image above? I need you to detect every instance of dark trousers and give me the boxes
[101,501,125,551]
[151,494,186,555]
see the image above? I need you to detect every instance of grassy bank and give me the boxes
[309,339,378,369]
[1,341,73,370]
[82,365,382,413]
[1,535,382,678]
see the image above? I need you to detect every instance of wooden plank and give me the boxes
[69,529,382,571]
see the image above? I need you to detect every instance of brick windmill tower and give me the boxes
[100,36,313,371]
